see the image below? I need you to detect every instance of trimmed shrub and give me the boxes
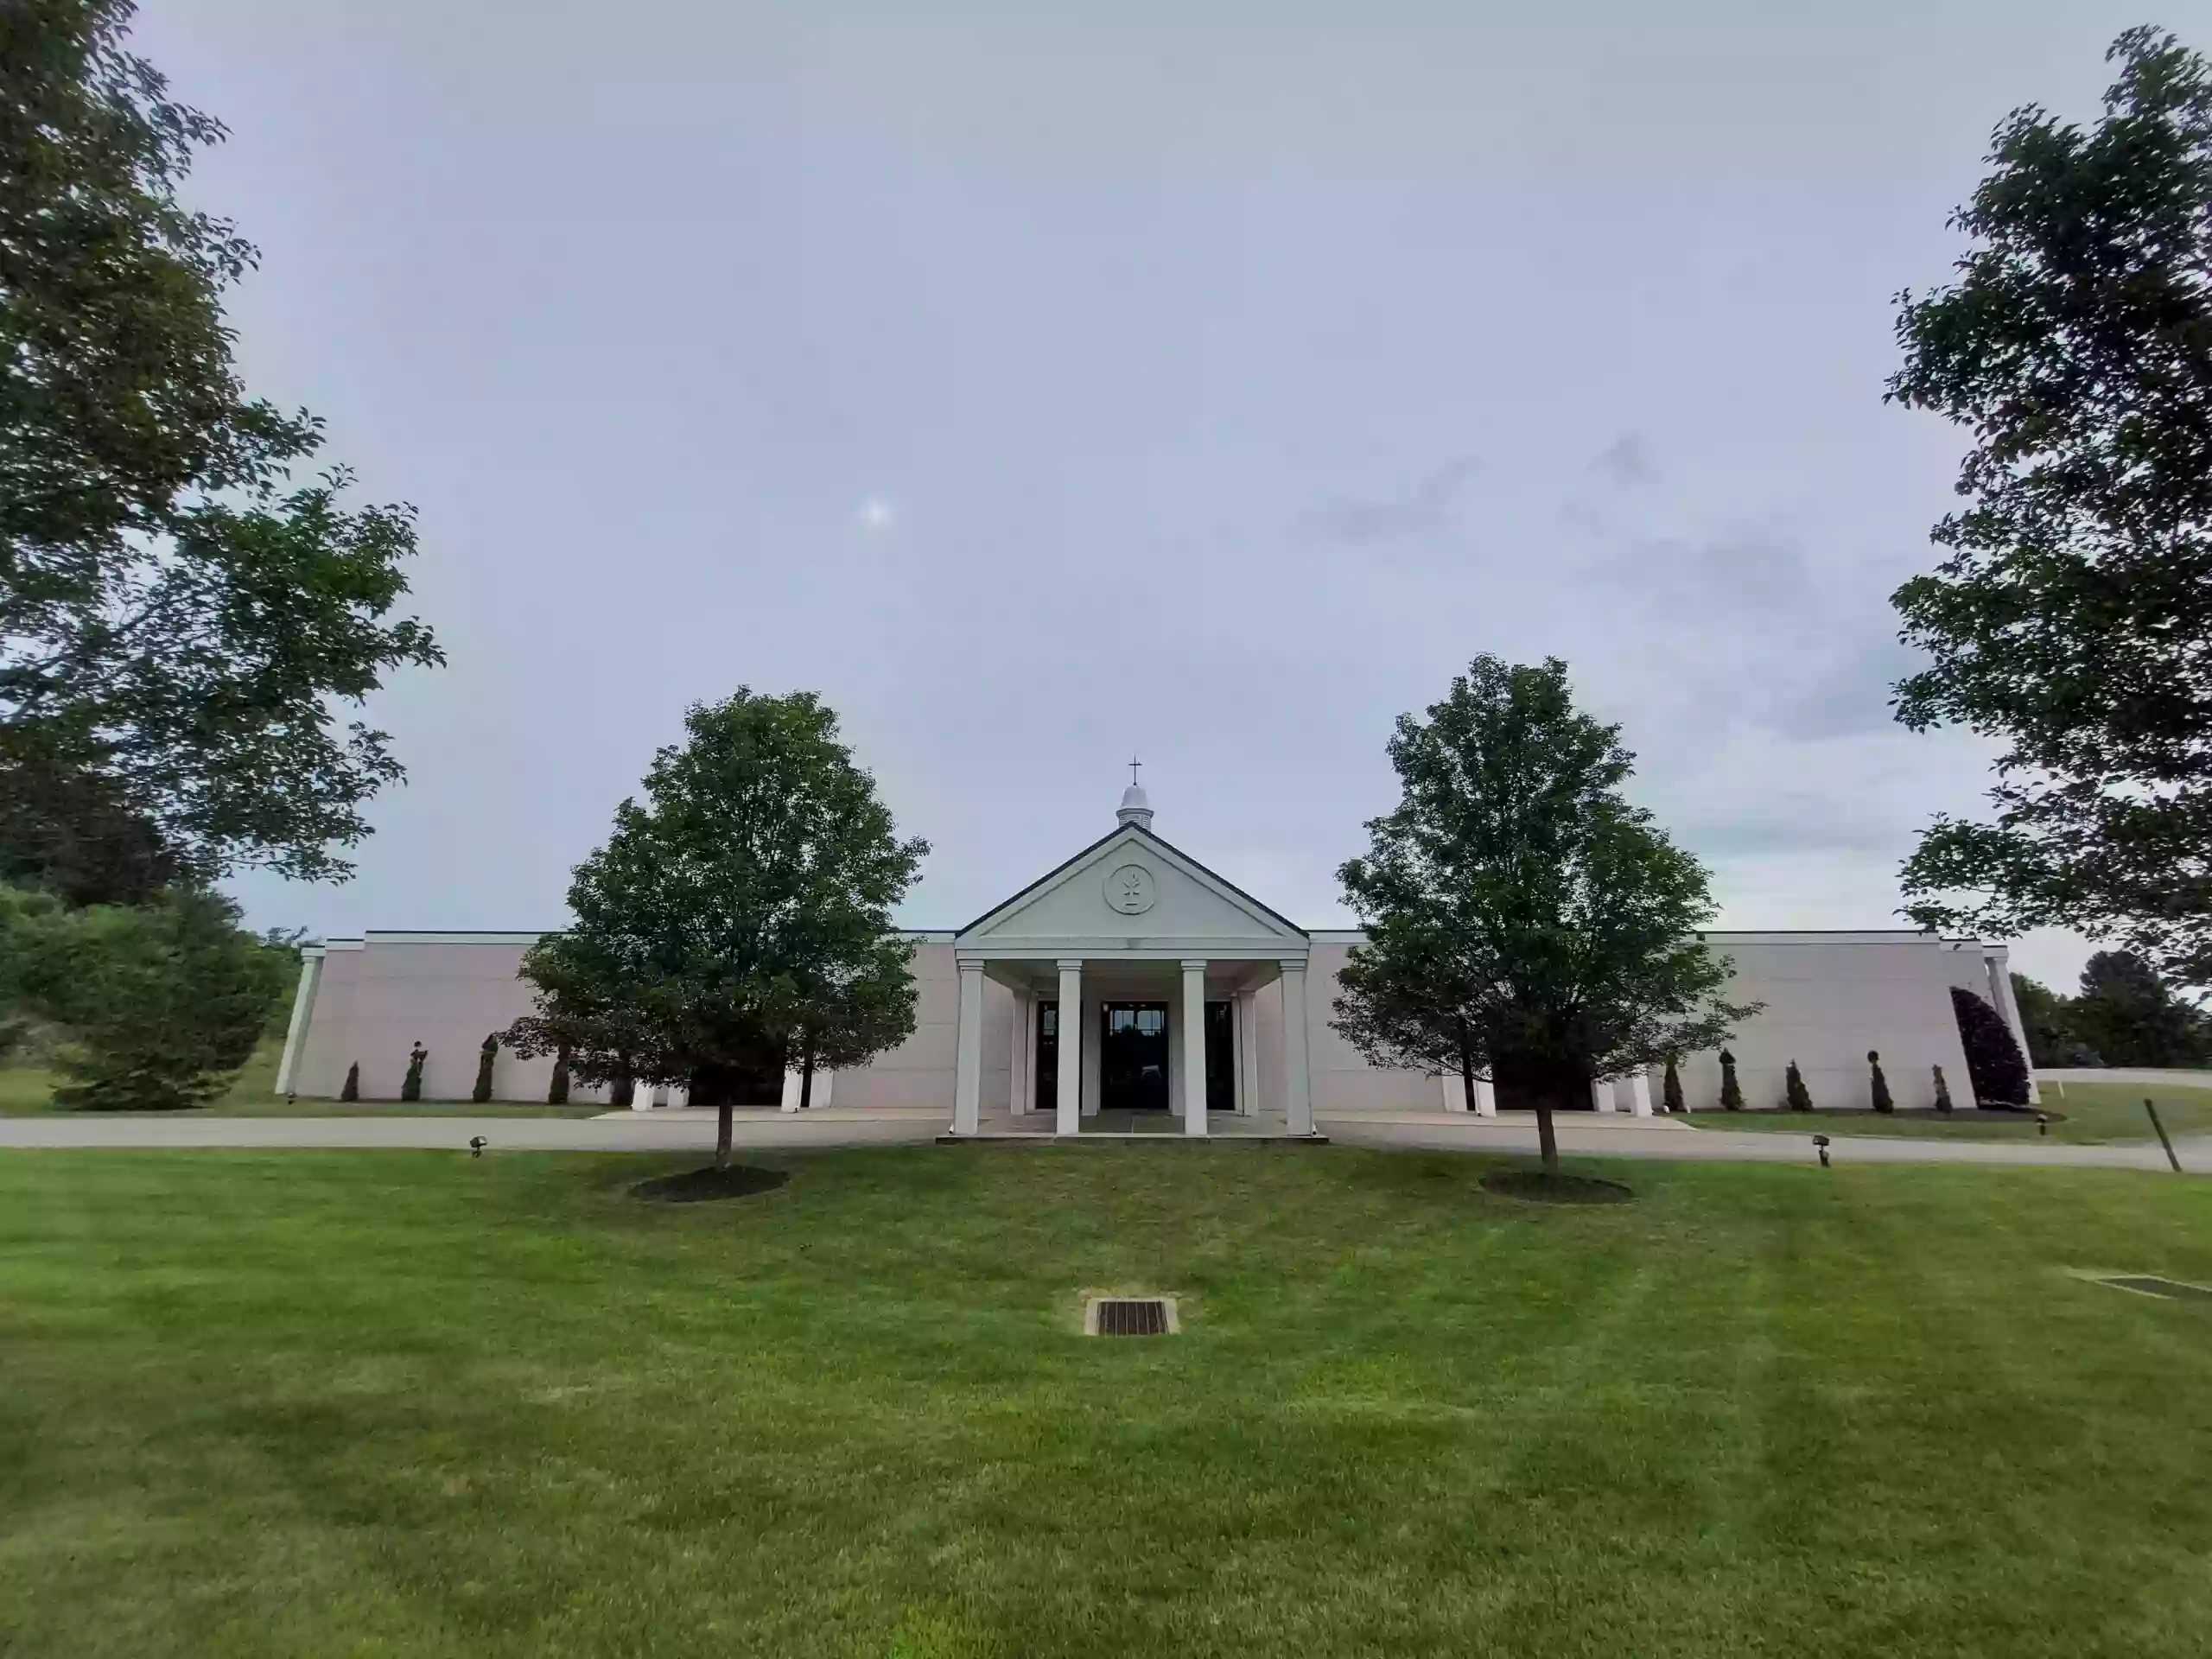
[401,1042,426,1103]
[340,1062,360,1102]
[549,1047,571,1104]
[1949,986,2031,1105]
[1932,1063,1954,1112]
[1719,1048,1743,1111]
[1784,1058,1814,1112]
[1868,1049,1894,1114]
[471,1033,498,1103]
[1662,1052,1685,1115]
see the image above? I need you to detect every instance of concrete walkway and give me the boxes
[1,1107,2202,1173]
[1319,1113,2210,1172]
[0,1110,941,1152]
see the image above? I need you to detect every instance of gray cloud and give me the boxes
[1304,458,1479,544]
[166,2,2104,993]
[1595,531,1815,614]
[1592,431,1655,487]
[1760,639,1922,740]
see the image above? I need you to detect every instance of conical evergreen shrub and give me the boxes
[1719,1048,1743,1111]
[471,1033,498,1103]
[549,1047,570,1104]
[1784,1058,1814,1112]
[401,1043,425,1103]
[1932,1064,1954,1112]
[1662,1053,1685,1115]
[340,1062,359,1102]
[1948,987,2031,1105]
[1868,1049,1894,1113]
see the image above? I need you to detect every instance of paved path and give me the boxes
[1,1109,2203,1173]
[1320,1115,2211,1172]
[0,1111,941,1153]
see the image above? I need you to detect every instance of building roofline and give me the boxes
[955,822,1309,940]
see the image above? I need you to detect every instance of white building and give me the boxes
[276,782,2038,1128]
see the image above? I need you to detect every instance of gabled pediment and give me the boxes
[956,824,1307,958]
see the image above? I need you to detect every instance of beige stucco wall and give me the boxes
[1303,943,1454,1110]
[294,939,606,1103]
[1675,934,1980,1112]
[289,928,2012,1113]
[823,943,1002,1111]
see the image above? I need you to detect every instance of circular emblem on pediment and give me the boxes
[1103,862,1157,915]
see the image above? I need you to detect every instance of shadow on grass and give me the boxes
[1481,1168,1635,1205]
[630,1166,791,1204]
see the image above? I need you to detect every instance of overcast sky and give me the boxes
[141,0,2203,990]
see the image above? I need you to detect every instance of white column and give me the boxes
[780,1068,804,1113]
[1281,958,1313,1135]
[1629,1071,1653,1117]
[954,959,985,1135]
[1986,950,2042,1104]
[1080,993,1102,1117]
[273,949,326,1096]
[1592,1077,1617,1113]
[815,1068,833,1109]
[1230,992,1249,1115]
[1166,995,1185,1117]
[1475,1075,1497,1116]
[633,1083,661,1112]
[1181,961,1210,1137]
[1056,960,1083,1135]
[1010,989,1033,1115]
[668,1080,690,1109]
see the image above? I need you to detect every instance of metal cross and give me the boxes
[1128,753,1142,786]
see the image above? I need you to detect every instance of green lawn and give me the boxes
[2,1147,2209,1656]
[1684,1077,2212,1143]
[0,1037,604,1117]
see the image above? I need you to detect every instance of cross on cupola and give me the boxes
[1116,755,1154,830]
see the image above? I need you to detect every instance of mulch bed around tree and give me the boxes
[1482,1169,1635,1205]
[631,1166,791,1204]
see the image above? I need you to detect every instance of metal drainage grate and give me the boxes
[2101,1274,2212,1304]
[1086,1296,1177,1337]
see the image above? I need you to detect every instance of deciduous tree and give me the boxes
[1334,657,1757,1174]
[2,1,441,887]
[1889,29,2212,986]
[509,690,928,1166]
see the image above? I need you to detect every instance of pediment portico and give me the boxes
[945,782,1318,1138]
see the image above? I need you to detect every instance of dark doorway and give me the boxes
[1101,1002,1169,1111]
[1205,1001,1235,1113]
[688,1031,787,1108]
[1035,1000,1058,1116]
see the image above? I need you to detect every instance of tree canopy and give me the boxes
[508,691,927,1163]
[1889,29,2212,986]
[1,0,440,894]
[1334,657,1756,1172]
[2014,951,2212,1068]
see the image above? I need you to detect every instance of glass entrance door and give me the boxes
[1034,1001,1058,1116]
[1100,1002,1169,1111]
[1205,1001,1235,1113]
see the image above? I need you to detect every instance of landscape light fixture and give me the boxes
[1812,1133,1831,1168]
[2036,1113,2049,1136]
[468,1136,488,1159]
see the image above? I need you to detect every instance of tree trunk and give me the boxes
[715,1101,733,1169]
[1534,1096,1560,1175]
[1458,1025,1478,1113]
[798,1034,816,1111]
